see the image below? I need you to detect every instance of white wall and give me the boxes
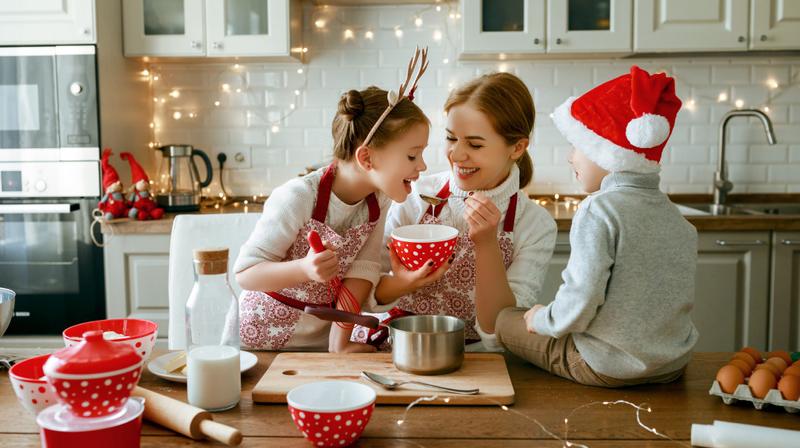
[148,3,800,196]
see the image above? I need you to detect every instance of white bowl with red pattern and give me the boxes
[9,354,59,415]
[45,330,144,418]
[63,318,158,361]
[391,224,459,272]
[287,381,376,448]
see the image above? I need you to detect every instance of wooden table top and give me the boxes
[2,352,798,447]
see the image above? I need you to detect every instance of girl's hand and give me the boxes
[524,304,545,334]
[330,340,377,353]
[387,243,452,290]
[464,192,501,246]
[301,242,339,283]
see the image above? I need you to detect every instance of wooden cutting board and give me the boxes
[251,353,514,406]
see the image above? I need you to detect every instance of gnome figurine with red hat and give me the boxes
[98,149,130,220]
[120,152,165,220]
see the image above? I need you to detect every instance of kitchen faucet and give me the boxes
[712,109,777,213]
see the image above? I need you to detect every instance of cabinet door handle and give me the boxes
[533,38,541,45]
[555,38,563,45]
[212,41,223,49]
[715,239,765,247]
[760,34,768,42]
[737,36,746,43]
[191,40,201,49]
[781,240,800,246]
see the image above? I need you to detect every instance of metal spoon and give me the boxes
[418,193,469,207]
[361,371,480,395]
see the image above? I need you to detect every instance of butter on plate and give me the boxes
[163,351,187,374]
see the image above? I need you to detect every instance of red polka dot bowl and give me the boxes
[9,354,59,415]
[63,318,158,361]
[287,381,376,448]
[45,330,144,418]
[390,224,459,272]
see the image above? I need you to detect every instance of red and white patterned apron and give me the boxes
[238,163,381,350]
[352,181,517,348]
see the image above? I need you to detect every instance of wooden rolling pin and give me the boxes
[133,386,243,446]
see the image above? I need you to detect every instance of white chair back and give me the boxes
[167,213,260,350]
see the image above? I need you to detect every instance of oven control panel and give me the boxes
[0,162,99,198]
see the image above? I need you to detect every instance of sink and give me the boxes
[730,203,800,215]
[678,203,760,216]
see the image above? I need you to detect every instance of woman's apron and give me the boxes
[352,181,517,348]
[239,163,380,350]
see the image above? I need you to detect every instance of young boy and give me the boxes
[495,66,699,387]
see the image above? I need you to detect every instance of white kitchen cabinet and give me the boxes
[462,0,546,55]
[546,0,632,53]
[123,0,300,58]
[769,232,800,351]
[0,0,95,45]
[538,231,771,352]
[634,0,749,52]
[694,232,770,352]
[750,0,800,50]
[104,233,171,339]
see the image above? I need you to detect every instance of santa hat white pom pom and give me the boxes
[625,113,670,148]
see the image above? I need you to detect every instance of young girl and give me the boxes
[358,73,557,350]
[234,54,430,352]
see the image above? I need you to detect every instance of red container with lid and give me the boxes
[37,397,144,448]
[43,330,143,418]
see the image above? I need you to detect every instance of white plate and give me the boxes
[147,350,258,383]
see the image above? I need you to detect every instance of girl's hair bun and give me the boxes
[337,90,365,122]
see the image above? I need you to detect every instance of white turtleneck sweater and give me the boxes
[375,165,558,350]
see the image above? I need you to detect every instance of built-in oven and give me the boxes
[0,45,104,335]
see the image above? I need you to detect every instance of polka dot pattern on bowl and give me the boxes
[288,403,375,448]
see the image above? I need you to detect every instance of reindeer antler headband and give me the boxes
[362,46,429,147]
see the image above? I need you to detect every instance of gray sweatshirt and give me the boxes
[532,172,699,379]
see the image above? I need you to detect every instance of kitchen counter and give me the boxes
[100,194,800,235]
[2,351,799,446]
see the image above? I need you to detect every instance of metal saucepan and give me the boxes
[389,315,465,375]
[0,288,15,337]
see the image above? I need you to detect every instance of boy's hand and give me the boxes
[524,304,545,334]
[301,242,339,283]
[464,192,501,246]
[388,243,452,290]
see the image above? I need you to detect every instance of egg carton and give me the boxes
[709,381,800,413]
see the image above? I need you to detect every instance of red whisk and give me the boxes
[306,230,362,329]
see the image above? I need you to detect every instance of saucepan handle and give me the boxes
[304,306,380,329]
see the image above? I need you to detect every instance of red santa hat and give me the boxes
[551,65,682,173]
[120,152,149,184]
[101,148,121,191]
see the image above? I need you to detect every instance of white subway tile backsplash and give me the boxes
[149,4,800,196]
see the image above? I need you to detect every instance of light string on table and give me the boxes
[394,394,692,448]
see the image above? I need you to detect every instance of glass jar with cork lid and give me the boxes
[185,247,240,411]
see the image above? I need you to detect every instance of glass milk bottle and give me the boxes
[185,248,241,411]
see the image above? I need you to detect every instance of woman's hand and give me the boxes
[464,192,501,247]
[300,242,339,283]
[329,340,377,353]
[388,243,452,289]
[524,304,545,334]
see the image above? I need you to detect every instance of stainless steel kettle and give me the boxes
[154,144,213,211]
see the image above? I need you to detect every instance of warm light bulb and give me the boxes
[395,28,404,38]
[735,99,744,108]
[271,125,280,133]
[414,17,423,27]
[498,63,508,72]
[149,122,154,128]
[684,99,696,111]
[436,5,442,11]
[766,78,779,89]
[140,69,150,76]
[233,63,240,69]
[172,111,182,120]
[294,90,300,96]
[717,92,728,102]
[763,106,770,112]
[214,100,220,107]
[235,87,242,93]
[221,83,231,92]
[442,58,449,64]
[169,89,180,98]
[153,97,158,103]
[344,29,354,39]
[297,68,304,74]
[449,12,456,19]
[314,19,326,29]
[365,30,374,40]
[153,75,159,81]
[433,30,442,41]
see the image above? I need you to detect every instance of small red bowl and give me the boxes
[37,396,144,448]
[391,224,459,272]
[287,381,376,448]
[47,364,142,418]
[63,319,158,361]
[9,354,59,415]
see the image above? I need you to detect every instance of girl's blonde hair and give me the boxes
[332,86,429,160]
[443,73,535,188]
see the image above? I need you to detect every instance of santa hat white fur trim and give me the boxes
[626,113,670,148]
[550,97,660,174]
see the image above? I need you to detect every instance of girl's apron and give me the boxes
[352,181,517,348]
[239,163,380,350]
